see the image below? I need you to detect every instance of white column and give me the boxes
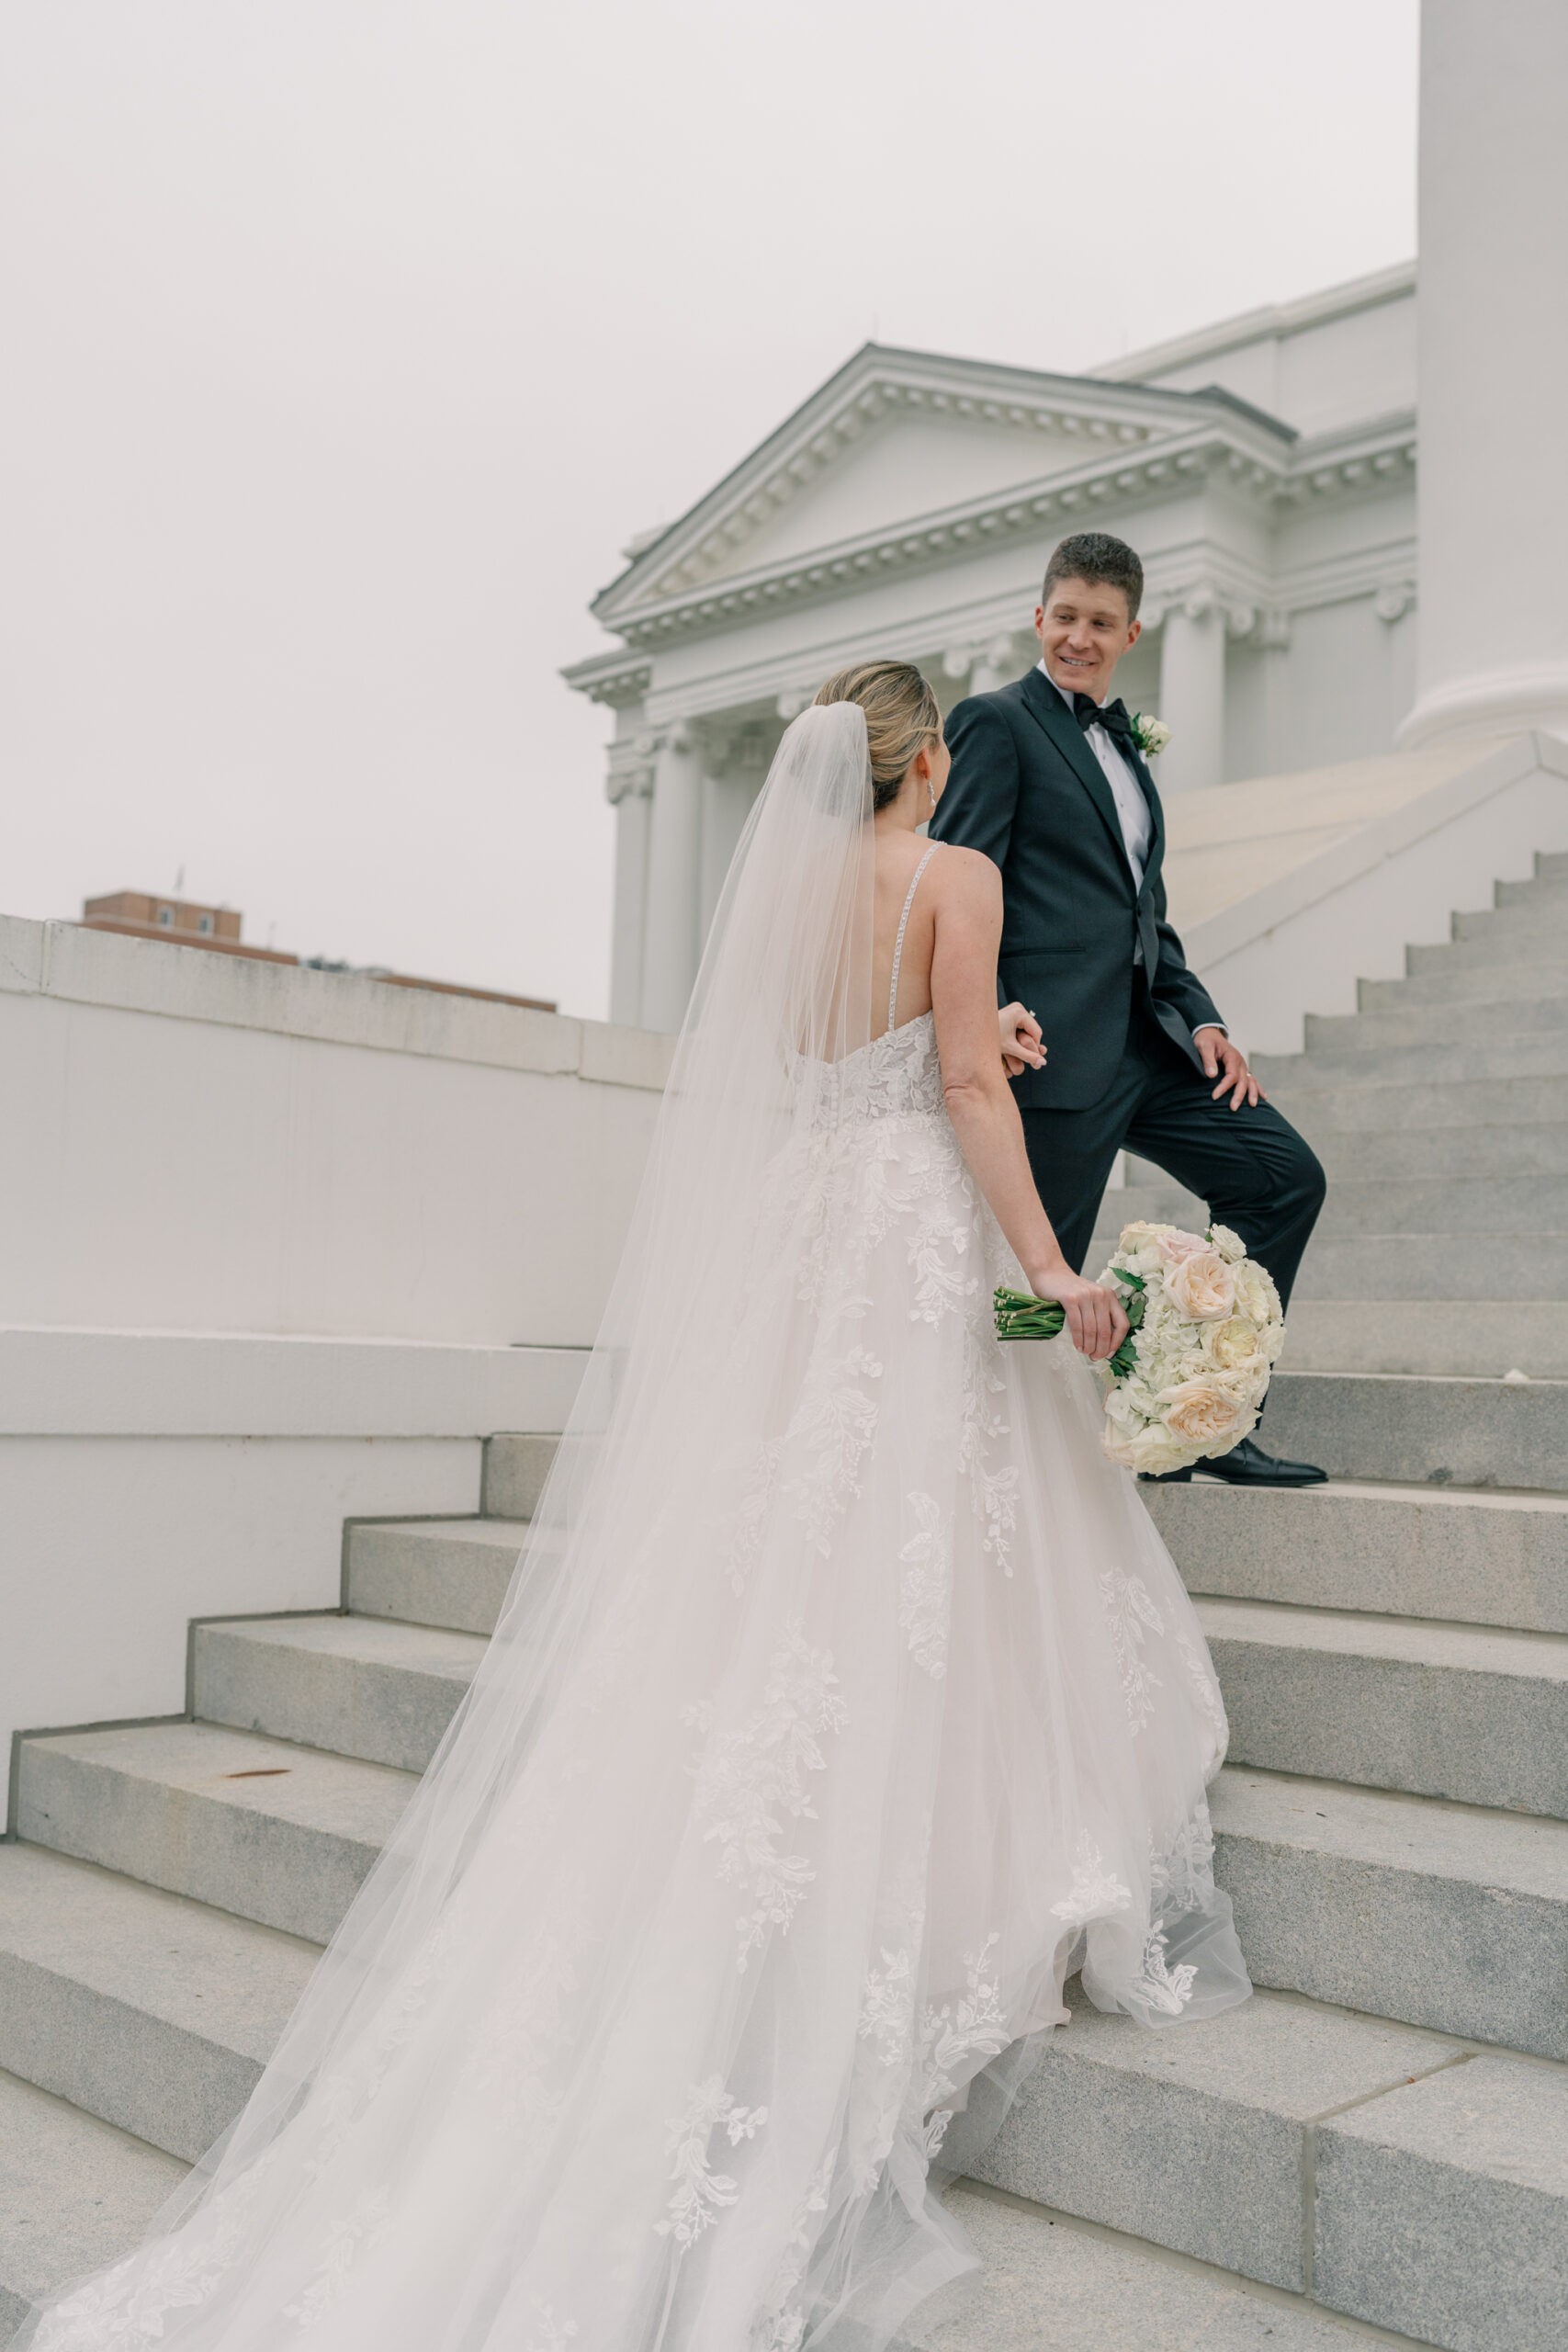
[640,723,704,1034]
[604,738,654,1029]
[1399,0,1568,747]
[1155,594,1225,793]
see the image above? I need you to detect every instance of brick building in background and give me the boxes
[77,889,556,1009]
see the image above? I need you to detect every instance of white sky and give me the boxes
[1,1,1418,1018]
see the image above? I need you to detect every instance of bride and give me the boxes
[24,665,1247,2352]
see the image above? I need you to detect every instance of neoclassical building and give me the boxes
[567,122,1568,1053]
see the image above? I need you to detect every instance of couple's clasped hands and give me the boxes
[994,1001,1126,1360]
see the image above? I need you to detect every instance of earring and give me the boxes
[926,777,937,816]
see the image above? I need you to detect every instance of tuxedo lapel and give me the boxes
[1018,667,1137,882]
[1133,749,1167,892]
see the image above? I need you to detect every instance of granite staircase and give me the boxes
[5,857,1568,2348]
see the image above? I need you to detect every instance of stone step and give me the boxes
[1104,1171,1568,1244]
[1453,902,1568,945]
[1306,997,1568,1053]
[1262,1369,1568,1490]
[1364,958,1568,1010]
[480,1432,558,1521]
[16,1720,416,1943]
[1267,1071,1568,1135]
[0,1844,315,2162]
[1147,1476,1568,1634]
[913,2185,1413,2350]
[1254,1033,1568,1091]
[1314,2054,1568,2348]
[1279,1299,1568,1379]
[0,2071,186,2347]
[1286,1231,1567,1300]
[1303,1122,1568,1182]
[193,1614,484,1773]
[1407,927,1568,976]
[1211,1765,1568,2058]
[1497,859,1568,906]
[970,1979,1568,2349]
[1197,1595,1568,1818]
[345,1517,532,1636]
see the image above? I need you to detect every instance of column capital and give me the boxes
[1373,581,1416,625]
[605,742,656,806]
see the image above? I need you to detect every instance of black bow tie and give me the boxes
[1072,692,1137,757]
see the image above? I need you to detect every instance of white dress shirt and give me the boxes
[1036,662,1223,1038]
[1038,661,1150,888]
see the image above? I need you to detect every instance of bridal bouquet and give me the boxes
[994,1219,1285,1476]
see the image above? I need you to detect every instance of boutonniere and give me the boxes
[1131,714,1172,758]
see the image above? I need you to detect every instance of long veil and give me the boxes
[22,698,1246,2352]
[19,705,915,2349]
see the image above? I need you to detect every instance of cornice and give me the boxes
[589,418,1300,657]
[559,649,653,707]
[1089,261,1416,385]
[592,347,1297,625]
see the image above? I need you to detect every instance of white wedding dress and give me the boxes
[22,707,1247,2352]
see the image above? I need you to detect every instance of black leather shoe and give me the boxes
[1140,1436,1328,1488]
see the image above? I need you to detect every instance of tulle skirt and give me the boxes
[23,1065,1247,2352]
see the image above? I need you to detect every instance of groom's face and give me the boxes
[1034,578,1141,704]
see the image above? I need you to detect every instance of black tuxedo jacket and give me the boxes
[928,667,1222,1111]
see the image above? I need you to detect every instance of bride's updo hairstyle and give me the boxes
[814,662,942,810]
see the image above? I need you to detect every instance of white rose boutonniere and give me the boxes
[1131,713,1172,758]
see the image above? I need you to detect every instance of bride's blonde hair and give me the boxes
[814,662,941,810]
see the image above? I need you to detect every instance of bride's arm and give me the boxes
[931,851,1127,1361]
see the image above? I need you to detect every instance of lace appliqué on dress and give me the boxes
[655,2076,769,2247]
[911,1932,1010,2160]
[784,1343,883,1557]
[959,1323,1018,1577]
[690,1621,850,1971]
[523,2298,580,2351]
[1132,1927,1199,2017]
[1099,1566,1165,1733]
[1050,1830,1134,1928]
[897,1492,952,1679]
[284,2190,393,2331]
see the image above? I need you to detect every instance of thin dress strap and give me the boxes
[887,842,941,1032]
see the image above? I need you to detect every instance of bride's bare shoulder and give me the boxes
[931,842,1002,910]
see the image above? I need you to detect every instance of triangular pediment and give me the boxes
[592,345,1291,620]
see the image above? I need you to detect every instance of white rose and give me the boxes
[1115,1220,1180,1278]
[1165,1249,1237,1323]
[1209,1223,1247,1264]
[1204,1315,1263,1374]
[1234,1261,1283,1329]
[1135,715,1173,756]
[1155,1227,1210,1268]
[1158,1374,1257,1455]
[1102,1416,1191,1476]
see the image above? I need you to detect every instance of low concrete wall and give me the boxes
[0,915,672,1346]
[0,919,648,1775]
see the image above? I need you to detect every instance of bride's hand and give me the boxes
[998,1001,1044,1078]
[1025,1264,1130,1361]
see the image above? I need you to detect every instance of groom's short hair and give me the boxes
[1043,533,1144,622]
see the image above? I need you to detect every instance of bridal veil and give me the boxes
[21,704,1247,2352]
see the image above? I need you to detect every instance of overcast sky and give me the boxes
[1,1,1418,1018]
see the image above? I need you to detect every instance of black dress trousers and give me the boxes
[1019,996,1326,1315]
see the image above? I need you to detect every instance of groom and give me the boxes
[930,531,1327,1487]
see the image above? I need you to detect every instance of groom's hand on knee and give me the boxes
[1195,1025,1264,1112]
